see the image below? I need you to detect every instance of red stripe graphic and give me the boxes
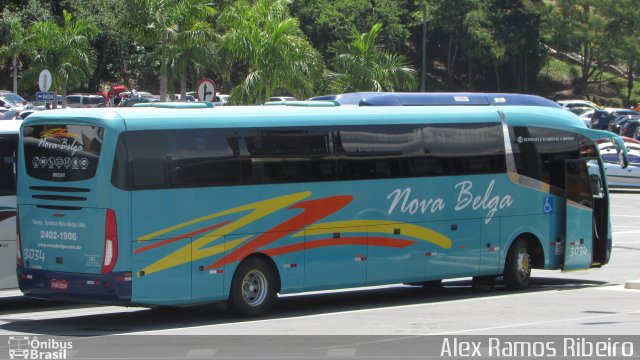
[204,195,353,270]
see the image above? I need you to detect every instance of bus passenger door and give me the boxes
[563,159,593,271]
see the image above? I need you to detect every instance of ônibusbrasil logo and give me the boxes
[8,336,72,360]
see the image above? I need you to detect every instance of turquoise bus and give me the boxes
[16,93,628,316]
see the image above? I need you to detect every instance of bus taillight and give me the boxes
[102,209,118,274]
[16,208,23,268]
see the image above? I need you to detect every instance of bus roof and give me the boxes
[22,96,582,132]
[308,92,561,108]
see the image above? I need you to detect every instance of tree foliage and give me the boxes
[1,0,640,104]
[24,10,97,108]
[328,23,416,92]
[218,0,323,103]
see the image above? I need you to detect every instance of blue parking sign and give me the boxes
[36,92,55,101]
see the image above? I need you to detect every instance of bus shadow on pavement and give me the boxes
[0,276,608,337]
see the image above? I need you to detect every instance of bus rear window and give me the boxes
[23,125,103,182]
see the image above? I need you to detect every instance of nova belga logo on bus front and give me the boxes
[8,336,72,360]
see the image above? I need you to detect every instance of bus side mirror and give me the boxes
[611,136,629,169]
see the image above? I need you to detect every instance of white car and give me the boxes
[0,91,33,111]
[269,96,297,102]
[598,139,640,188]
[212,94,230,106]
[557,99,601,111]
[579,110,595,127]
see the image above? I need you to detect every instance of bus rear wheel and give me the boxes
[229,257,277,317]
[503,238,531,290]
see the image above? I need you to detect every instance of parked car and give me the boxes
[269,96,297,102]
[579,110,595,127]
[119,96,160,107]
[557,99,602,112]
[13,109,41,120]
[173,93,197,102]
[608,115,640,134]
[598,139,640,188]
[590,108,640,130]
[618,119,640,138]
[212,94,230,106]
[0,91,33,111]
[66,94,107,108]
[0,108,20,120]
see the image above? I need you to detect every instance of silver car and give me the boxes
[599,142,640,188]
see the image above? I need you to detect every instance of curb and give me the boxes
[624,280,640,290]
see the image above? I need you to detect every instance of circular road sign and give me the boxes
[39,69,52,92]
[196,78,216,102]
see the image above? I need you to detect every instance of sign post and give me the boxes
[196,78,216,102]
[38,69,56,109]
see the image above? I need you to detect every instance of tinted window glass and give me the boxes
[509,126,597,190]
[115,129,241,190]
[423,123,506,176]
[335,125,426,180]
[67,96,81,104]
[23,125,103,182]
[0,135,17,196]
[242,127,335,183]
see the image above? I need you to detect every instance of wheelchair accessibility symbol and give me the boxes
[543,197,554,214]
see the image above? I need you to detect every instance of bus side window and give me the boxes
[0,136,17,196]
[335,125,426,180]
[242,127,335,184]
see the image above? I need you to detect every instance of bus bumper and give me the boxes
[17,268,132,304]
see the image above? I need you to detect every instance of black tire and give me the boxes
[228,257,277,317]
[503,238,531,290]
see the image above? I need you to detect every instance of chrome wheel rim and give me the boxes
[241,270,268,306]
[517,248,530,280]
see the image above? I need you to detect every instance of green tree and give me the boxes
[543,0,610,93]
[425,0,478,87]
[25,10,97,108]
[126,0,215,101]
[167,1,216,101]
[0,13,29,94]
[218,0,324,104]
[290,0,418,57]
[327,23,417,92]
[600,0,640,107]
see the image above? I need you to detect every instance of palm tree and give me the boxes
[25,10,96,108]
[0,15,30,94]
[328,23,417,93]
[131,0,215,102]
[218,0,324,104]
[169,0,216,101]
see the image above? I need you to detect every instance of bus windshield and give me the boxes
[23,125,103,182]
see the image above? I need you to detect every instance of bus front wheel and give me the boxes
[503,238,531,290]
[229,257,277,317]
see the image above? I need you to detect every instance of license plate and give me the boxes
[50,279,69,291]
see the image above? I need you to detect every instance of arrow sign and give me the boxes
[196,78,216,102]
[39,69,52,92]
